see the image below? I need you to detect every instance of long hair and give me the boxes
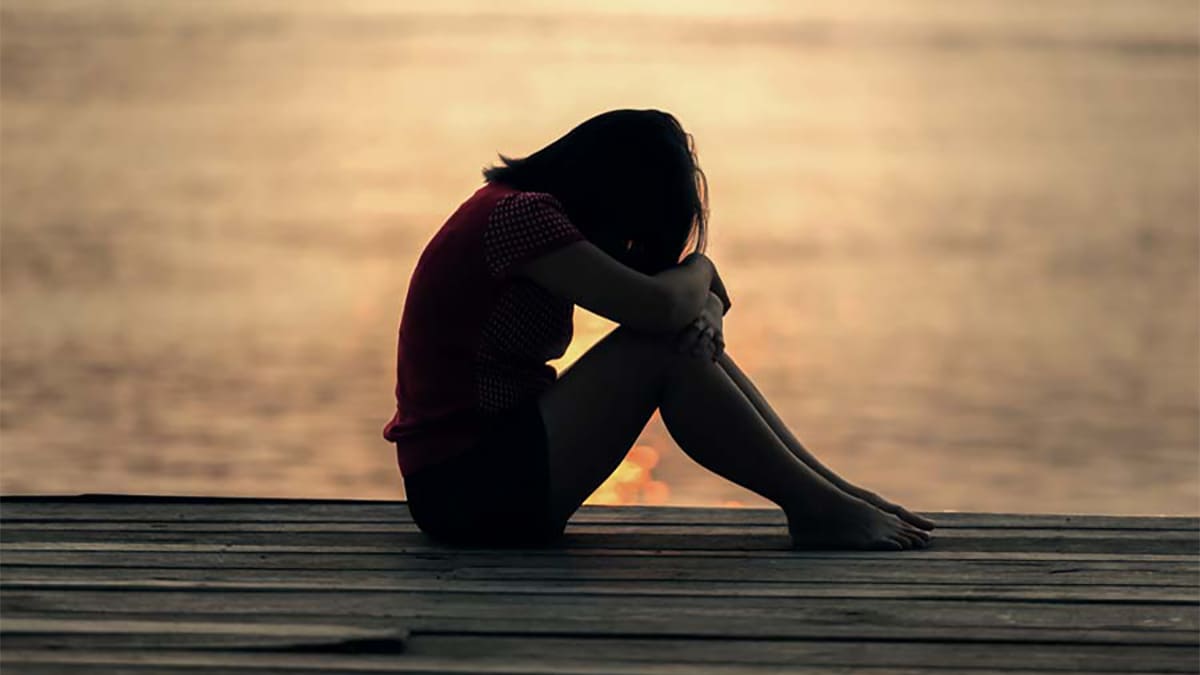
[482,109,708,274]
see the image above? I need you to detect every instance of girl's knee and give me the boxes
[595,325,704,383]
[614,326,688,355]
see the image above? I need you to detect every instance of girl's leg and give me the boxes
[538,327,929,550]
[716,353,935,531]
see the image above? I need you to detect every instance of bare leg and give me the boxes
[716,353,935,531]
[538,327,929,550]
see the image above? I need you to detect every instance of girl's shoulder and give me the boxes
[478,184,584,279]
[421,183,579,272]
[441,182,562,233]
[481,182,566,215]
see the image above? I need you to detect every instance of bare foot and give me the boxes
[787,497,932,551]
[839,484,936,531]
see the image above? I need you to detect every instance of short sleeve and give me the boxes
[484,192,585,278]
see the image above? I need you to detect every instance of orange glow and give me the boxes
[586,444,671,506]
[643,480,670,505]
[627,444,660,470]
[560,315,681,506]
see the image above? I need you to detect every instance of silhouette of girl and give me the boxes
[384,109,934,548]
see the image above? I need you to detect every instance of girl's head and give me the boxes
[483,109,708,274]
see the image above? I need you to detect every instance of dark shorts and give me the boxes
[401,400,564,547]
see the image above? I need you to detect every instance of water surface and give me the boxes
[2,0,1197,513]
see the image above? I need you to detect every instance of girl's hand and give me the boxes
[674,292,725,361]
[675,318,721,360]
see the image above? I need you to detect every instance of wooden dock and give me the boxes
[0,495,1196,673]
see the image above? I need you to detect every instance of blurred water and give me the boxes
[2,0,1197,513]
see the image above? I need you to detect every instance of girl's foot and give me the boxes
[844,486,936,531]
[787,496,932,551]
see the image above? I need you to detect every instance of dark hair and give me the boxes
[482,109,708,274]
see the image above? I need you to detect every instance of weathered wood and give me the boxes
[2,577,1194,604]
[16,525,1176,544]
[5,666,1155,675]
[0,618,408,651]
[8,649,1184,675]
[408,635,1198,672]
[2,638,1197,673]
[2,512,1197,534]
[0,651,769,675]
[4,547,1194,565]
[2,497,1196,531]
[0,657,879,675]
[6,559,1196,588]
[3,607,1193,655]
[2,498,1196,674]
[4,589,1194,641]
[3,528,1196,554]
[7,520,1200,541]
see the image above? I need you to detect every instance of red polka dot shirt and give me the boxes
[383,182,585,475]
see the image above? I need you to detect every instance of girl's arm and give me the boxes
[516,240,714,334]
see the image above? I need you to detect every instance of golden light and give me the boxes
[586,444,670,506]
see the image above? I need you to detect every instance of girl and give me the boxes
[384,109,934,549]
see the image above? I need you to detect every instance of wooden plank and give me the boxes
[3,664,1145,675]
[3,528,1196,554]
[8,524,1175,543]
[3,524,1196,549]
[4,540,1190,562]
[0,657,840,675]
[3,498,1196,530]
[1,651,759,675]
[6,559,1195,588]
[0,645,754,675]
[0,618,407,651]
[6,520,1200,539]
[2,576,1194,604]
[2,513,1198,534]
[407,635,1199,672]
[2,638,1197,673]
[403,635,1199,672]
[3,607,1192,652]
[3,589,1194,643]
